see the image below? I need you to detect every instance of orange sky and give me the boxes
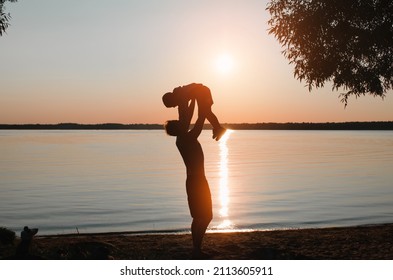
[1,0,392,124]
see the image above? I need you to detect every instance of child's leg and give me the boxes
[196,86,221,130]
[202,106,226,141]
[196,86,226,140]
[201,105,221,130]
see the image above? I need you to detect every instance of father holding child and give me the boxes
[162,83,226,259]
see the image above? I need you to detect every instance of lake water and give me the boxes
[1,130,392,235]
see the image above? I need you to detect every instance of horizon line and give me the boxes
[1,121,393,125]
[1,121,393,130]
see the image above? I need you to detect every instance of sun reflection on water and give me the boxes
[217,129,233,230]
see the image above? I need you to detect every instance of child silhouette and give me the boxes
[163,83,226,141]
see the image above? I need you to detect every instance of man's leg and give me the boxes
[187,177,213,258]
[191,217,211,251]
[191,217,212,258]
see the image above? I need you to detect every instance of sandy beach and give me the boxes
[1,223,392,260]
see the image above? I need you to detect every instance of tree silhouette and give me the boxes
[267,0,393,105]
[0,0,17,36]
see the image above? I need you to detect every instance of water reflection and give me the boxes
[217,130,233,230]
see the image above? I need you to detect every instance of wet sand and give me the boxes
[2,224,393,260]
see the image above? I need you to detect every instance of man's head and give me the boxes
[164,120,184,136]
[162,92,178,108]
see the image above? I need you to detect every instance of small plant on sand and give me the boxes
[0,227,16,245]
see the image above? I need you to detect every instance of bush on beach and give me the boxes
[0,227,16,245]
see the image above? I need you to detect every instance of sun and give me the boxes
[215,53,234,75]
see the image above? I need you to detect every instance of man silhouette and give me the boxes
[16,226,38,258]
[164,99,213,259]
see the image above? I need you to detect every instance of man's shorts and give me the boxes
[186,176,213,220]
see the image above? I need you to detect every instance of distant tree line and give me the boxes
[224,122,393,130]
[1,122,392,130]
[0,123,164,130]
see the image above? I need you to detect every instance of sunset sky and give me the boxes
[1,0,392,124]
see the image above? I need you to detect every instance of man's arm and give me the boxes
[185,98,195,126]
[179,99,195,132]
[176,83,202,126]
[178,100,188,124]
[188,112,205,139]
[175,86,191,125]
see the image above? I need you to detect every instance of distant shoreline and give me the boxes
[0,121,393,130]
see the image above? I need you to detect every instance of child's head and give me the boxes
[162,92,178,108]
[164,120,183,136]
